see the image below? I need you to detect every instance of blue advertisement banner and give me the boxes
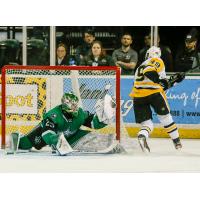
[121,77,200,124]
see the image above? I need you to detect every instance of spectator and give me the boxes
[75,29,95,65]
[138,34,151,64]
[139,34,173,72]
[56,43,76,66]
[112,33,138,75]
[174,33,200,72]
[80,40,114,66]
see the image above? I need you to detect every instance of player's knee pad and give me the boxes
[157,113,173,126]
[42,130,59,146]
[138,119,154,138]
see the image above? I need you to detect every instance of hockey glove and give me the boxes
[169,72,185,84]
[159,78,171,90]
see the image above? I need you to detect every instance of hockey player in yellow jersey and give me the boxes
[129,46,185,152]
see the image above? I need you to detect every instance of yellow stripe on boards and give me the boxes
[126,127,200,139]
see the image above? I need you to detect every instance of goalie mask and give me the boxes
[61,93,79,117]
[145,46,161,59]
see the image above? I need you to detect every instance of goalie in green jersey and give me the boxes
[9,92,119,155]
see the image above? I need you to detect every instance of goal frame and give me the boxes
[1,65,121,149]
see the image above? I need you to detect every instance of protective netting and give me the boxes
[2,66,128,149]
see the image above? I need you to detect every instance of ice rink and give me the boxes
[0,138,200,173]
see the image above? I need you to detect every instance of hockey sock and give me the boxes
[164,122,179,139]
[158,114,180,139]
[18,135,33,150]
[138,119,154,138]
[138,127,150,138]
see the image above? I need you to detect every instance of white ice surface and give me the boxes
[1,138,200,172]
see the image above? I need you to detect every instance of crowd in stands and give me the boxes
[0,27,200,74]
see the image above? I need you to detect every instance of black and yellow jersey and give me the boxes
[130,57,166,98]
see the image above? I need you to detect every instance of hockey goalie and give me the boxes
[9,92,123,155]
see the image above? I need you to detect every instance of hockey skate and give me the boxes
[138,134,150,153]
[173,138,182,150]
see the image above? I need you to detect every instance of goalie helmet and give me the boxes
[145,46,161,59]
[61,93,79,117]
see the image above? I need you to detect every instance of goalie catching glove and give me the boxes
[95,94,116,125]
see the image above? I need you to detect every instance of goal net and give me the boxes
[1,65,125,150]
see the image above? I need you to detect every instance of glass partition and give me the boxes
[0,26,22,70]
[1,26,199,74]
[26,26,50,65]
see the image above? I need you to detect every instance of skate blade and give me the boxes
[138,138,150,153]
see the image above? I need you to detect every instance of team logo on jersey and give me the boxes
[34,136,42,144]
[150,60,160,68]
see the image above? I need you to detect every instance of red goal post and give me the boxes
[1,65,121,149]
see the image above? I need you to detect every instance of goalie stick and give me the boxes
[53,133,125,156]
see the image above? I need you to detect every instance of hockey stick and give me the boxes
[184,64,200,73]
[166,65,200,90]
[171,64,200,81]
[54,134,124,156]
[57,141,124,156]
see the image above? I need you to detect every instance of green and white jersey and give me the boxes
[41,105,105,138]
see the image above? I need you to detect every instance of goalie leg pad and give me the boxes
[72,132,115,152]
[54,133,74,156]
[10,132,33,151]
[10,132,20,153]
